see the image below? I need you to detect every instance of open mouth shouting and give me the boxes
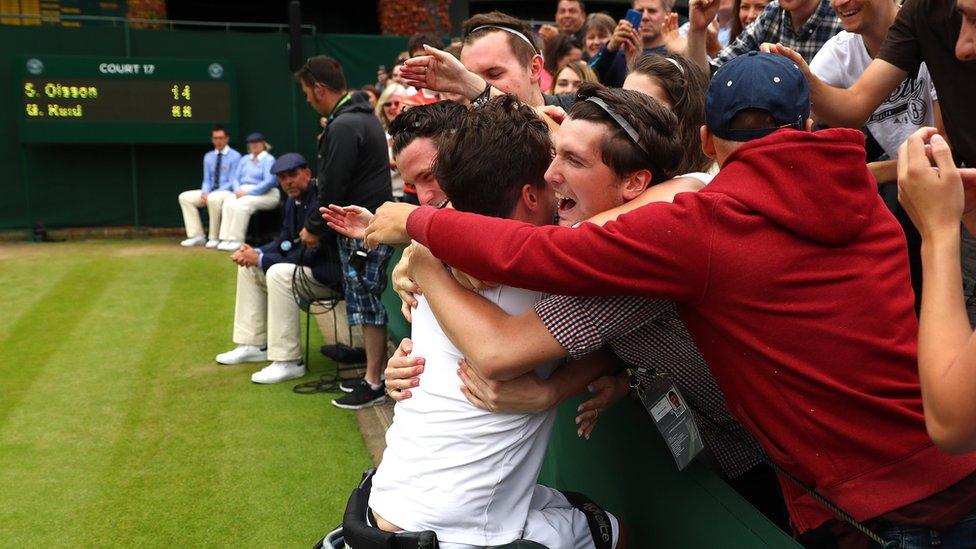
[555,189,579,225]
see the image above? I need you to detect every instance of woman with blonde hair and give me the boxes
[373,85,411,202]
[217,132,278,250]
[548,60,599,95]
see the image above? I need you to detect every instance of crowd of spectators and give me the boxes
[173,0,976,546]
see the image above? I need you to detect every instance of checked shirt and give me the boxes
[535,294,764,479]
[711,0,843,69]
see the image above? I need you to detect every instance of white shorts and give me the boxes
[438,485,620,549]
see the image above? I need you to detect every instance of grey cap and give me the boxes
[271,152,308,174]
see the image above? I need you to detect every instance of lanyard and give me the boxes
[327,93,351,120]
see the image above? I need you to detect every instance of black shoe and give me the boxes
[332,381,387,410]
[320,343,367,364]
[338,377,362,393]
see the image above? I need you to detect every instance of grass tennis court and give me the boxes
[0,239,372,547]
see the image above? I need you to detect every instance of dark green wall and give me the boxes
[0,26,407,230]
[539,395,801,548]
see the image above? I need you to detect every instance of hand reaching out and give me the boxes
[321,204,373,240]
[400,45,485,99]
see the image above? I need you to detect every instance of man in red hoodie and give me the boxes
[365,52,976,546]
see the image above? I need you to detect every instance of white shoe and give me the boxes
[218,240,243,251]
[251,361,306,384]
[181,236,207,247]
[216,344,268,365]
[205,239,220,249]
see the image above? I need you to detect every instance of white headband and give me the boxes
[665,56,685,75]
[470,25,539,53]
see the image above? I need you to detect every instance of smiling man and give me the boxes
[387,101,465,209]
[362,95,623,549]
[366,53,976,546]
[556,0,588,38]
[389,83,791,528]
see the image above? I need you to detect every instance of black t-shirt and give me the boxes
[877,0,976,166]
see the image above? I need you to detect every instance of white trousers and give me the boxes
[426,485,619,549]
[219,186,281,241]
[177,189,233,239]
[233,263,336,362]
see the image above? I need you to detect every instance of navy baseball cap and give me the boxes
[245,132,266,142]
[271,152,308,174]
[705,51,810,142]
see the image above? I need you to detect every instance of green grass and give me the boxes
[0,239,372,547]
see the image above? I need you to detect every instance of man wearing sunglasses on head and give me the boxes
[295,55,395,409]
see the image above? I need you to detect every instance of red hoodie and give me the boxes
[406,128,976,533]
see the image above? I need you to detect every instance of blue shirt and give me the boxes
[201,146,242,193]
[232,150,277,195]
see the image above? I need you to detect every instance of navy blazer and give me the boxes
[259,179,342,289]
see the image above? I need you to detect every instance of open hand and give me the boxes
[322,204,373,241]
[401,45,484,99]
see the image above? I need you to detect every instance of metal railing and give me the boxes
[0,12,317,34]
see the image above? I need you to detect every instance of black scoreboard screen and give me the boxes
[17,56,237,143]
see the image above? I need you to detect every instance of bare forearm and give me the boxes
[417,263,564,379]
[868,160,898,185]
[686,28,711,73]
[917,229,976,451]
[546,349,620,406]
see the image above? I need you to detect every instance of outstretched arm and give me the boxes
[897,128,976,453]
[765,44,906,129]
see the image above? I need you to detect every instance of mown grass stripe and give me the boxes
[0,253,186,544]
[0,262,117,428]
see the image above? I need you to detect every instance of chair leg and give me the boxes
[304,309,310,370]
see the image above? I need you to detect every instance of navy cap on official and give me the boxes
[271,152,308,174]
[245,132,266,143]
[705,51,810,142]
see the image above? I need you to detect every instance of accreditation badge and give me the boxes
[630,367,703,470]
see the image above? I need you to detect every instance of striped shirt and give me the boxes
[711,0,843,69]
[535,294,764,478]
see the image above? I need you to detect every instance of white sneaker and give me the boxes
[216,344,268,365]
[218,240,243,251]
[205,239,220,249]
[181,236,207,247]
[251,361,306,384]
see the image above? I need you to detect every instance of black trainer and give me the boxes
[320,343,367,364]
[332,381,387,410]
[338,377,363,393]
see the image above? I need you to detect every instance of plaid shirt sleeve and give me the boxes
[711,0,779,68]
[534,294,676,360]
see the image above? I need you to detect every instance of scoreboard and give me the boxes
[17,55,237,143]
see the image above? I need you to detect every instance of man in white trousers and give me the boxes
[177,125,242,248]
[216,153,343,384]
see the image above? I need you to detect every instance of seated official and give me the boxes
[216,153,342,384]
[178,125,242,248]
[217,132,280,251]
